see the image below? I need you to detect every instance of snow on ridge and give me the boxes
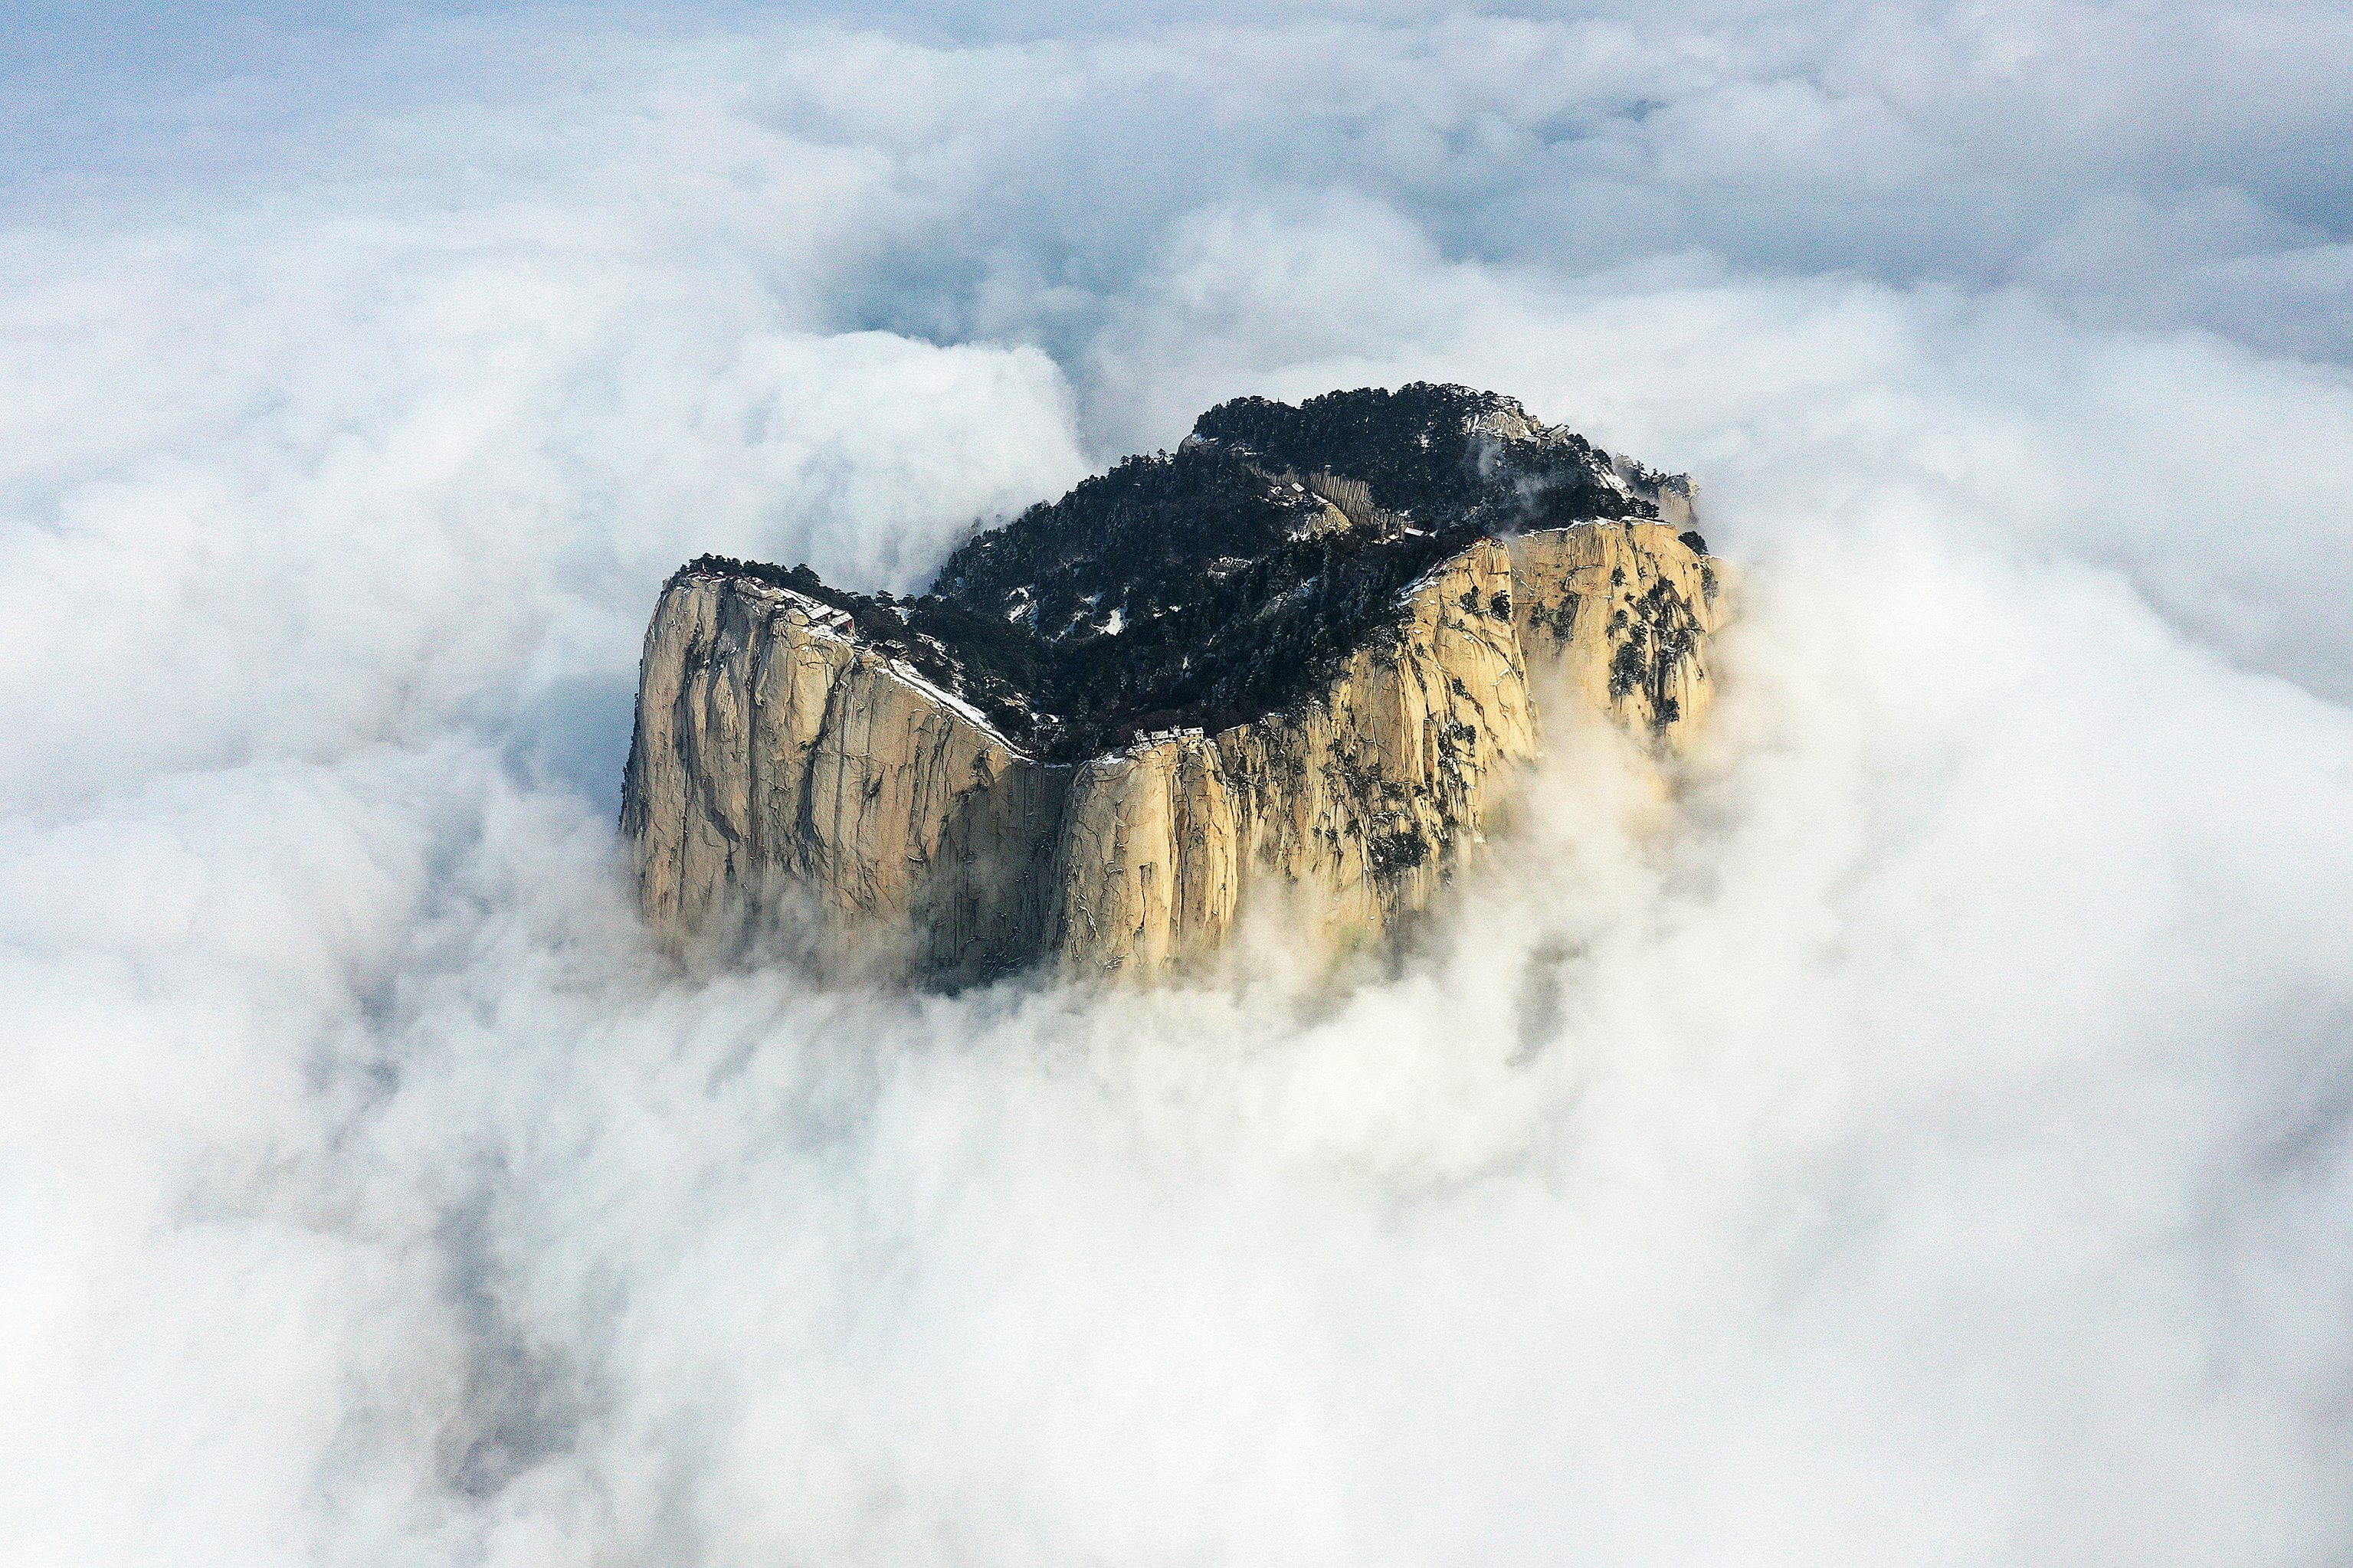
[694,569,860,637]
[694,568,1027,753]
[880,657,1027,755]
[1397,544,1483,604]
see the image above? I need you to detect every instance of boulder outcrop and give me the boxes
[621,385,1726,981]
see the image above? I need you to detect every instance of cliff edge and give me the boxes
[621,384,1726,981]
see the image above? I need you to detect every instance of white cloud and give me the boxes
[3,3,2352,1564]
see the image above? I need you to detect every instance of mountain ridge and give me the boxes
[621,384,1724,982]
[658,383,1701,762]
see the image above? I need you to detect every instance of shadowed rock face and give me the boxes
[621,384,1725,983]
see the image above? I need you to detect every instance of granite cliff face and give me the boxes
[621,385,1726,981]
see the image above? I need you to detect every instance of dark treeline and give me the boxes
[673,385,1680,761]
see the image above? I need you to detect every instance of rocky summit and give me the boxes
[621,383,1727,983]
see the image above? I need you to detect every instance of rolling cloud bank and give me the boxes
[5,3,2353,1563]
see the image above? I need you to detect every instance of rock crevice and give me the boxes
[621,385,1727,982]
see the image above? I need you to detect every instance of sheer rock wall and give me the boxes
[620,578,1062,980]
[621,522,1724,982]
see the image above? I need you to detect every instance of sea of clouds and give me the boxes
[5,2,2352,1563]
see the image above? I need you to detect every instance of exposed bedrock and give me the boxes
[621,578,1063,979]
[624,522,1722,981]
[620,385,1728,983]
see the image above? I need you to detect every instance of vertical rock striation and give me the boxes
[621,578,1062,979]
[620,385,1728,983]
[1050,539,1544,972]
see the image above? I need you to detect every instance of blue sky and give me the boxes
[4,5,2352,1565]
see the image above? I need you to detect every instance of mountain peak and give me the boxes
[624,387,1724,983]
[678,385,1698,764]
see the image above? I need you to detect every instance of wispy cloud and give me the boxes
[3,4,2351,1564]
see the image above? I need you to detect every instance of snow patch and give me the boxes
[881,658,1025,753]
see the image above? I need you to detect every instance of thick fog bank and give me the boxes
[4,4,2353,1565]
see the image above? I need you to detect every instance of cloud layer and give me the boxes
[4,4,2351,1564]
